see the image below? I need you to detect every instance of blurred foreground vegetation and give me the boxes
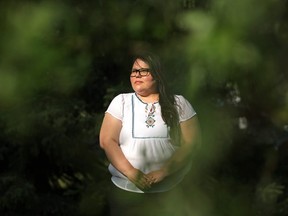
[0,0,288,215]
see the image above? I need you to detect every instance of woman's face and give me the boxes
[130,58,157,96]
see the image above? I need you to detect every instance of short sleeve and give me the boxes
[106,94,124,121]
[175,95,197,122]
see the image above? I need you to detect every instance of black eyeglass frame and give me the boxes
[130,68,150,77]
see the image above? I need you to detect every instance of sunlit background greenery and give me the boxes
[0,0,288,215]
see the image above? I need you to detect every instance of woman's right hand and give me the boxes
[125,168,152,190]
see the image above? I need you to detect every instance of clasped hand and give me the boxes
[126,168,167,190]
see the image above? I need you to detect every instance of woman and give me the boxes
[99,52,200,216]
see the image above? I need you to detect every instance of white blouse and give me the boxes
[106,93,196,193]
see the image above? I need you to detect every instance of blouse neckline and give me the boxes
[134,93,159,105]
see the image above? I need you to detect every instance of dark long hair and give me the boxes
[131,51,181,145]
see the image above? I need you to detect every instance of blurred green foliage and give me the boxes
[0,0,288,215]
[179,0,288,215]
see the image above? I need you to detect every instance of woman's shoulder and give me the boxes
[174,94,194,109]
[111,92,134,103]
[174,94,187,102]
[174,94,197,119]
[114,92,134,99]
[106,93,134,116]
[120,92,134,97]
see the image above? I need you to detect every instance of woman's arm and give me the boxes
[147,116,201,183]
[99,113,152,189]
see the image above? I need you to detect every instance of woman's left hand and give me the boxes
[146,169,168,184]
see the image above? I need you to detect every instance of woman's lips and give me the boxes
[134,81,143,84]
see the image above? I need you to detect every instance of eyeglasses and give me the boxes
[130,68,150,77]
